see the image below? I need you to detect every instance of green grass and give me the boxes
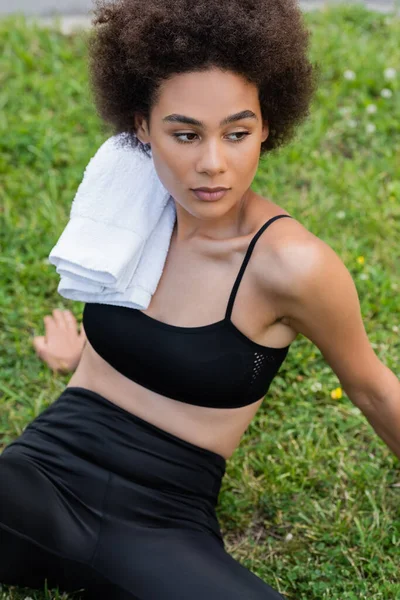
[1,4,400,599]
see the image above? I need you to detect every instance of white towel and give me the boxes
[48,134,177,309]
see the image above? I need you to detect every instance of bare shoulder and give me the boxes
[265,215,328,284]
[252,199,323,286]
[255,203,391,405]
[252,200,342,322]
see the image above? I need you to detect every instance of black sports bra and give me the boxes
[83,214,293,409]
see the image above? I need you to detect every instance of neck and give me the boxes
[172,189,253,243]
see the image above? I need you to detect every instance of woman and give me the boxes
[2,0,399,598]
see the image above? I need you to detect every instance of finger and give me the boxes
[63,309,78,329]
[32,336,46,357]
[52,309,67,329]
[43,315,57,342]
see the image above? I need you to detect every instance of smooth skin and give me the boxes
[33,66,400,461]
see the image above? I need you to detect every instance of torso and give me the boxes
[66,194,300,460]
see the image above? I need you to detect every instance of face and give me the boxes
[135,68,269,218]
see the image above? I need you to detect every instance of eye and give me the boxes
[228,132,251,143]
[173,133,198,144]
[172,132,250,144]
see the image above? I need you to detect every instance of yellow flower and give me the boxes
[357,256,365,265]
[331,387,343,399]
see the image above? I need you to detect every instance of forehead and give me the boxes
[154,68,259,116]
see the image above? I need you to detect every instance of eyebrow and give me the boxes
[162,109,258,128]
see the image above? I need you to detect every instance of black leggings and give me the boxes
[0,387,286,599]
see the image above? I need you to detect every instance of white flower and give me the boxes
[381,88,393,98]
[392,325,399,333]
[384,68,397,81]
[366,123,376,134]
[348,119,357,128]
[359,273,369,280]
[336,210,346,219]
[344,70,356,81]
[339,107,351,116]
[285,533,294,542]
[311,382,323,393]
[366,104,377,114]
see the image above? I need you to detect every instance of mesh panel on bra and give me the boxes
[244,350,287,404]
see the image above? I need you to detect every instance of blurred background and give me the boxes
[0,0,93,15]
[0,0,397,16]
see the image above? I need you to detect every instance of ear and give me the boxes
[261,121,269,143]
[134,113,151,144]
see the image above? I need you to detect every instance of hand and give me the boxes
[32,309,87,374]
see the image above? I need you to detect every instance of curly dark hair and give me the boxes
[88,0,319,159]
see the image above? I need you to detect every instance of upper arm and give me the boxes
[275,233,389,406]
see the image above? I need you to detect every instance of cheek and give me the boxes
[166,156,193,186]
[152,153,186,190]
[234,149,260,177]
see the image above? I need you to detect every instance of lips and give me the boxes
[193,187,229,192]
[191,189,229,201]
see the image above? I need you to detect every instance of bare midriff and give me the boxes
[66,322,292,461]
[66,198,298,461]
[67,340,263,460]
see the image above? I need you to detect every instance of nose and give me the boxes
[195,139,227,175]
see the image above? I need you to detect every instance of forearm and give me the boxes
[358,373,400,460]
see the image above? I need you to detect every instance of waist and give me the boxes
[67,341,263,460]
[3,386,226,504]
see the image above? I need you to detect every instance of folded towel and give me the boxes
[48,134,177,309]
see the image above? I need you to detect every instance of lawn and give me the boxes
[0,4,399,599]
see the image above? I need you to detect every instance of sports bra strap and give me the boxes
[225,214,293,321]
